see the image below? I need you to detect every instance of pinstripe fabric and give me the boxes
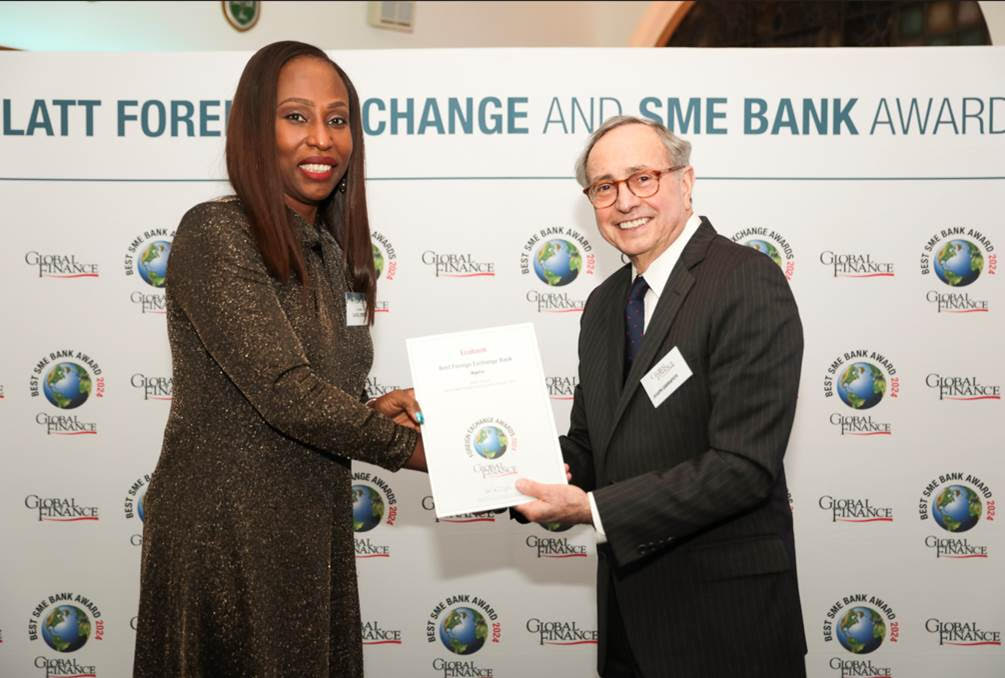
[561,218,807,678]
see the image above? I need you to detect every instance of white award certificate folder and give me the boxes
[406,323,567,518]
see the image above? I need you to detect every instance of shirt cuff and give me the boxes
[587,491,607,544]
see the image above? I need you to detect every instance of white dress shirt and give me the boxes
[587,212,702,542]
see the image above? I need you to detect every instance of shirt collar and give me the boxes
[632,211,701,298]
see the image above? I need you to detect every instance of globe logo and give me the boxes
[439,606,488,655]
[836,362,886,410]
[137,490,146,523]
[744,239,783,268]
[533,239,581,287]
[41,604,91,653]
[472,425,508,460]
[352,484,385,532]
[932,484,982,533]
[43,362,92,409]
[372,243,385,279]
[934,239,983,287]
[137,240,171,288]
[542,521,572,533]
[836,606,886,654]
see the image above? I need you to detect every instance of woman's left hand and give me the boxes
[369,388,424,431]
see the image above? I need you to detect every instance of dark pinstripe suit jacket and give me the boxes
[562,218,807,678]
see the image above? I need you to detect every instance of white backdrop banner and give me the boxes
[1,47,1003,678]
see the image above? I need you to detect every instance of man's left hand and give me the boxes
[513,479,592,524]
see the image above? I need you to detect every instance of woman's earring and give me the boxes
[338,176,347,193]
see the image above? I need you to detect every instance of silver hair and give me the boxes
[574,115,692,188]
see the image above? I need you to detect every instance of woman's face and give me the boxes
[275,56,353,222]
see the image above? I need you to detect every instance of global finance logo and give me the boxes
[525,617,597,646]
[818,495,893,524]
[421,495,506,524]
[364,375,401,399]
[921,228,995,313]
[352,471,397,559]
[29,593,104,652]
[24,495,99,523]
[520,227,596,313]
[822,593,898,677]
[925,373,1000,401]
[925,618,1001,648]
[124,474,150,547]
[371,230,397,313]
[824,350,898,436]
[124,229,174,314]
[24,251,99,279]
[421,250,495,278]
[34,656,98,678]
[731,227,796,280]
[362,619,402,646]
[819,250,894,278]
[545,375,577,401]
[130,373,172,401]
[919,473,994,559]
[524,521,587,559]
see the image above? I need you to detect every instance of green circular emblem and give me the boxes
[223,1,260,31]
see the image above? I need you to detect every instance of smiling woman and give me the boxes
[133,41,428,678]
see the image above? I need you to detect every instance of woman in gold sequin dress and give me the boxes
[134,42,426,677]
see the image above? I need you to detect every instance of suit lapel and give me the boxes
[596,218,717,461]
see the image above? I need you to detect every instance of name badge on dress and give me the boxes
[640,346,692,408]
[345,292,367,326]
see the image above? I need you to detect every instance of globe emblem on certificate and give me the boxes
[43,362,92,409]
[471,425,508,460]
[934,239,983,287]
[931,484,982,532]
[41,605,91,652]
[439,606,488,655]
[137,240,171,287]
[836,362,886,410]
[533,239,581,287]
[836,606,886,654]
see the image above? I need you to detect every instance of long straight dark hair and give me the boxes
[226,41,376,323]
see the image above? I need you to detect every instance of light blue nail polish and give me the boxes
[416,412,425,425]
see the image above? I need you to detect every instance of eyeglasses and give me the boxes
[582,166,686,208]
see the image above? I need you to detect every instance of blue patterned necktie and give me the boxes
[624,274,649,373]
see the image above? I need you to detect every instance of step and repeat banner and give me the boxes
[1,47,1003,678]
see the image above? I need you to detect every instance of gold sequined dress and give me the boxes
[134,198,416,677]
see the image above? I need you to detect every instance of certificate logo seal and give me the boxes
[464,419,516,460]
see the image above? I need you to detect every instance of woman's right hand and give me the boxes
[369,388,424,431]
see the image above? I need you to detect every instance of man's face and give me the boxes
[585,123,694,273]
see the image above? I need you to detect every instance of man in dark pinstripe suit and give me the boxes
[515,116,806,678]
